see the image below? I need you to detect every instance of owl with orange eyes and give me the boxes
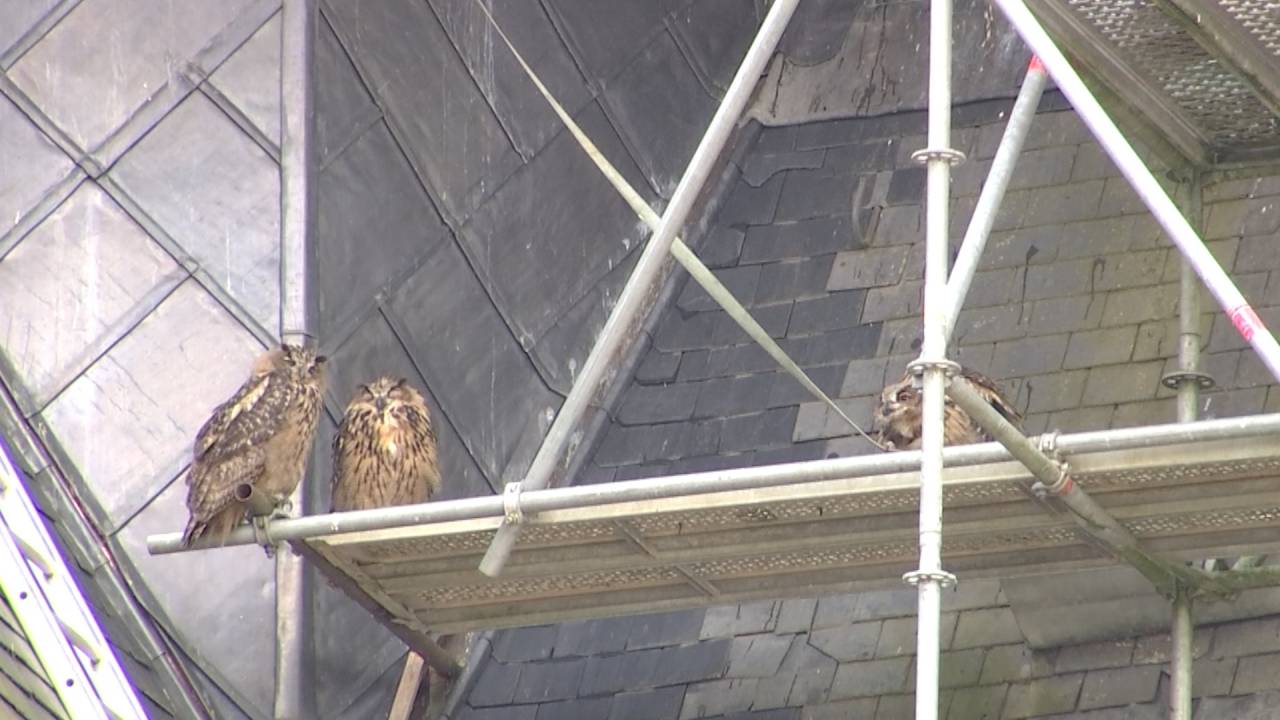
[872,368,1021,450]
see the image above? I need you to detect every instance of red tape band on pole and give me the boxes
[1230,305,1263,342]
[1028,55,1045,73]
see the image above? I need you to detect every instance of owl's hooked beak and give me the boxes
[374,397,388,413]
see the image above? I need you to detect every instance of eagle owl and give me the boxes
[873,368,1021,450]
[331,377,440,512]
[181,344,327,547]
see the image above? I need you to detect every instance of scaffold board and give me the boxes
[1032,0,1280,166]
[299,432,1280,642]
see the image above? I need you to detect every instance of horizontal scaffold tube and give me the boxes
[145,413,1280,555]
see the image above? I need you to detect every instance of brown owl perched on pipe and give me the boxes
[181,344,327,547]
[331,377,441,512]
[873,368,1021,450]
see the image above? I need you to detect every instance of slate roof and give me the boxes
[2,0,1279,718]
[450,76,1280,720]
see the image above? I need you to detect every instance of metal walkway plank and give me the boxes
[304,433,1280,635]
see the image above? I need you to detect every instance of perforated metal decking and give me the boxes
[299,429,1280,641]
[1032,0,1280,165]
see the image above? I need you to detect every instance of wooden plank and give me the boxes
[386,653,425,720]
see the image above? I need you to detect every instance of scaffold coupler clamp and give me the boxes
[910,147,967,167]
[1032,430,1073,499]
[1160,369,1215,391]
[251,514,278,553]
[503,481,525,526]
[903,569,957,589]
[905,358,962,388]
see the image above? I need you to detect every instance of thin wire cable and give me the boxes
[471,0,884,450]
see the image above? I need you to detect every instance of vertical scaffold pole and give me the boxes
[1168,173,1205,720]
[906,0,961,717]
[278,0,317,716]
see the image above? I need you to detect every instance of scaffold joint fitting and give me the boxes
[903,569,957,588]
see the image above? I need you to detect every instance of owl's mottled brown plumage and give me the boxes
[872,368,1021,450]
[331,377,440,512]
[181,344,327,547]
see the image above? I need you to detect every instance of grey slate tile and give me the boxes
[1077,665,1160,710]
[742,213,871,264]
[886,167,926,206]
[726,634,793,678]
[325,0,520,221]
[580,648,662,696]
[781,636,837,705]
[679,266,763,312]
[458,102,652,346]
[0,94,77,244]
[603,30,717,197]
[827,657,911,700]
[470,661,520,707]
[537,696,612,720]
[680,678,756,719]
[809,622,881,662]
[0,183,185,411]
[315,11,377,165]
[800,698,878,719]
[458,706,539,720]
[979,644,1057,685]
[742,150,826,188]
[8,0,257,157]
[628,610,708,651]
[493,626,558,663]
[774,168,859,222]
[828,246,912,291]
[554,618,635,658]
[636,352,682,384]
[756,256,838,305]
[668,0,758,93]
[111,91,281,333]
[544,0,668,84]
[788,292,867,336]
[651,639,732,686]
[610,686,685,720]
[209,13,281,147]
[1195,690,1280,719]
[429,0,589,160]
[0,0,60,59]
[719,407,799,453]
[1001,674,1084,719]
[695,375,783,419]
[717,709,801,720]
[719,175,786,227]
[713,304,793,345]
[952,607,1025,649]
[512,659,585,704]
[701,599,768,638]
[619,383,699,425]
[316,120,450,339]
[766,364,845,408]
[697,226,747,268]
[389,239,562,485]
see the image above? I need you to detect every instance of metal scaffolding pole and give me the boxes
[909,0,962,714]
[146,411,1280,554]
[277,0,317,716]
[941,57,1047,342]
[1168,173,1205,720]
[477,0,800,578]
[991,0,1280,385]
